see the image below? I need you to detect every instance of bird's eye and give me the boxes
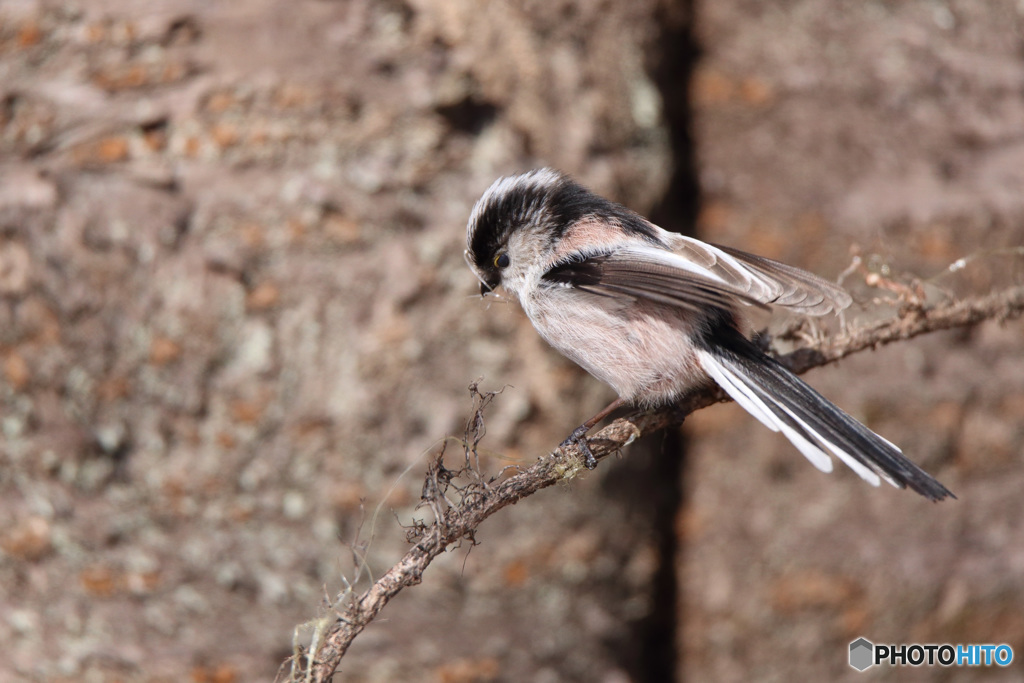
[494,253,510,268]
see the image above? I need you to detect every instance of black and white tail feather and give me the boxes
[697,326,953,501]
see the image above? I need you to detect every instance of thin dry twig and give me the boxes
[283,284,1024,682]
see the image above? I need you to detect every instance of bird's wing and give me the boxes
[543,246,763,313]
[543,240,851,316]
[674,237,852,315]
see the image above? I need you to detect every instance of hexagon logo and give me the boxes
[849,637,874,671]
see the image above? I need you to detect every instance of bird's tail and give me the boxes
[696,330,954,502]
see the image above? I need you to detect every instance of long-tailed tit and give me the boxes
[465,168,952,501]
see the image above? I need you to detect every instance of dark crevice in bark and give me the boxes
[606,3,702,682]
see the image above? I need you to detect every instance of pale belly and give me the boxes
[523,288,710,406]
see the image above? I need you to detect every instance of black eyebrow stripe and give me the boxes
[468,172,667,270]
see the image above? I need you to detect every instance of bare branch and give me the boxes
[283,284,1024,682]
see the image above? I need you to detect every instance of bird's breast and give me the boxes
[523,287,708,406]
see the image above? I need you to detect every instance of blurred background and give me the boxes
[1,0,1023,681]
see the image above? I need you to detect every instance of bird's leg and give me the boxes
[559,398,624,469]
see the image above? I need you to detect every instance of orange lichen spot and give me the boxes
[770,570,860,613]
[435,657,500,683]
[149,337,182,365]
[322,213,361,245]
[80,565,118,597]
[696,199,733,234]
[675,506,706,542]
[143,126,168,152]
[3,352,30,390]
[502,559,529,587]
[97,136,131,162]
[1,516,51,561]
[230,398,265,424]
[190,664,237,683]
[92,64,148,91]
[246,282,280,311]
[216,431,237,450]
[205,91,237,114]
[273,83,312,109]
[227,503,255,523]
[738,76,776,106]
[693,68,775,108]
[17,22,42,48]
[916,228,958,262]
[286,218,306,244]
[160,61,188,84]
[126,570,161,594]
[85,22,107,43]
[691,67,735,106]
[237,222,265,249]
[97,376,132,402]
[210,122,239,148]
[183,135,203,157]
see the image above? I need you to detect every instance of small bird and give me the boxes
[464,168,953,501]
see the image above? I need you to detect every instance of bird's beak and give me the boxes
[465,249,498,298]
[479,273,501,297]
